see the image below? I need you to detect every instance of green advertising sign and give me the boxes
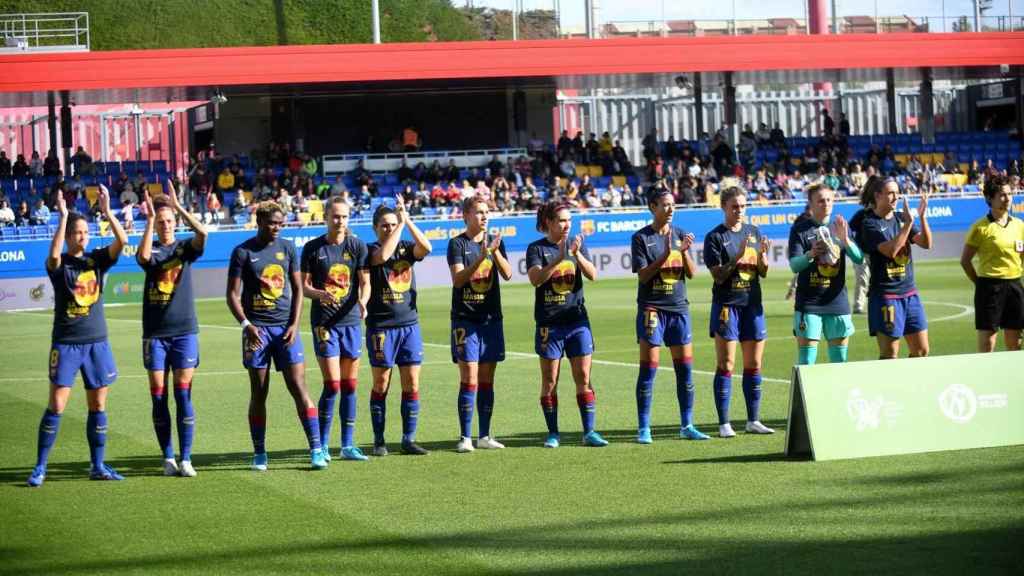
[785,351,1024,461]
[104,271,147,304]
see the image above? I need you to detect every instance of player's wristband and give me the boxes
[240,319,251,330]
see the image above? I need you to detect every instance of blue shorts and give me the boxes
[868,293,928,338]
[367,324,424,368]
[535,321,594,360]
[451,319,506,364]
[143,334,200,371]
[243,325,306,371]
[313,324,362,359]
[49,340,118,389]
[636,308,692,347]
[709,302,767,342]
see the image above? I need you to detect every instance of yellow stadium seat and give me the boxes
[574,165,589,177]
[243,191,253,204]
[308,199,324,222]
[587,165,603,177]
[894,154,909,167]
[147,183,163,197]
[611,175,626,187]
[298,212,312,225]
[85,186,100,206]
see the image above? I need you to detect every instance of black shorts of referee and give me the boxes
[974,277,1024,331]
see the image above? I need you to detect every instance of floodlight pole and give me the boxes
[372,0,381,44]
[512,0,518,40]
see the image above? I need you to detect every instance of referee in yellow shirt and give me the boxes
[961,175,1024,352]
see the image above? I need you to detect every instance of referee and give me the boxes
[961,175,1024,352]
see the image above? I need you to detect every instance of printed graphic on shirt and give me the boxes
[550,260,577,296]
[258,264,286,303]
[70,269,100,315]
[326,263,351,300]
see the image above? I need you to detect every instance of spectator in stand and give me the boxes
[0,200,15,226]
[558,153,576,179]
[189,165,210,218]
[402,125,421,152]
[443,159,460,183]
[557,130,572,158]
[528,131,546,156]
[755,123,771,145]
[738,130,757,172]
[585,133,600,165]
[839,113,851,140]
[612,140,631,176]
[119,184,139,209]
[29,151,44,177]
[564,181,581,208]
[397,159,415,184]
[710,134,734,176]
[821,109,835,137]
[770,124,786,148]
[641,129,658,164]
[460,179,476,201]
[216,166,235,198]
[23,200,39,226]
[13,154,29,178]
[621,183,637,206]
[43,151,61,176]
[206,188,222,224]
[487,154,504,176]
[122,198,136,233]
[0,151,11,177]
[231,188,249,218]
[72,146,94,176]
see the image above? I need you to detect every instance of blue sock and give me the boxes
[400,391,420,443]
[151,385,173,459]
[635,362,657,430]
[577,390,596,434]
[828,345,849,363]
[477,381,494,439]
[318,380,340,449]
[798,345,818,365]
[540,394,558,435]
[340,379,357,448]
[742,369,763,422]
[370,391,387,444]
[86,410,108,469]
[35,409,62,468]
[249,414,266,454]
[713,370,732,425]
[300,406,322,451]
[174,382,195,461]
[674,358,695,427]
[457,383,477,438]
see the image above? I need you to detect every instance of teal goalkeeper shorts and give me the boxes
[792,311,855,341]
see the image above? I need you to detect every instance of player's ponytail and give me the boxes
[860,175,884,208]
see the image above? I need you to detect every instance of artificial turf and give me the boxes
[1,260,1021,575]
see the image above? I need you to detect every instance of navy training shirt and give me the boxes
[300,234,368,328]
[366,239,422,329]
[702,223,763,308]
[525,237,590,326]
[228,236,300,326]
[631,224,690,314]
[50,246,118,344]
[859,210,919,297]
[787,218,850,315]
[447,233,506,323]
[140,238,203,338]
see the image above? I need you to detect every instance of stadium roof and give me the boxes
[0,32,1021,107]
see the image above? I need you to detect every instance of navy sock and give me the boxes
[742,369,763,422]
[577,390,596,434]
[151,384,173,459]
[713,370,732,425]
[635,361,657,430]
[540,394,558,435]
[400,391,420,443]
[86,410,108,469]
[457,383,477,439]
[300,406,322,451]
[249,414,266,454]
[339,379,357,448]
[174,382,195,461]
[369,390,387,445]
[318,380,340,449]
[477,381,494,439]
[35,409,61,469]
[674,357,695,428]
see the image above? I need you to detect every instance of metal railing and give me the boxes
[0,12,89,52]
[597,14,1023,38]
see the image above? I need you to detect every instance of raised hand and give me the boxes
[759,236,772,256]
[734,235,749,263]
[166,178,181,209]
[97,184,112,214]
[56,194,68,218]
[901,197,915,227]
[487,231,503,254]
[916,192,929,219]
[394,195,407,221]
[831,214,849,246]
[679,232,695,253]
[569,233,583,256]
[143,189,155,220]
[557,235,568,261]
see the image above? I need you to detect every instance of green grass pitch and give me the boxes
[1,259,1022,575]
